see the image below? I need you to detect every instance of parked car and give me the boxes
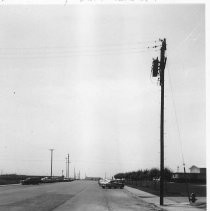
[64,178,74,182]
[20,177,41,185]
[101,179,124,189]
[41,177,53,183]
[99,179,110,187]
[153,177,160,182]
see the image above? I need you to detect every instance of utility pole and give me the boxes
[49,149,54,179]
[65,157,68,178]
[68,154,70,179]
[183,164,191,202]
[160,38,166,206]
[151,38,167,205]
[74,167,76,180]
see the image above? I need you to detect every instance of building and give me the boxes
[189,165,206,174]
[85,176,101,181]
[172,165,206,183]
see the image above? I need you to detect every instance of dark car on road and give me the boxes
[40,177,54,183]
[102,179,124,189]
[20,177,41,185]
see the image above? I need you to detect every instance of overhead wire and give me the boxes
[164,14,203,169]
[0,39,161,172]
[0,40,160,58]
[164,16,203,170]
[0,157,147,165]
[170,20,202,56]
[166,62,185,167]
[0,45,160,59]
[0,40,158,51]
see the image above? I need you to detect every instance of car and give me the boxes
[64,178,74,182]
[153,177,160,182]
[101,179,124,189]
[41,177,53,183]
[20,177,41,185]
[99,179,110,187]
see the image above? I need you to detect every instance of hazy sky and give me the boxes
[0,3,205,178]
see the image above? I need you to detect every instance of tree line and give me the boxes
[114,168,173,181]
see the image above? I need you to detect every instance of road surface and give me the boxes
[0,180,161,211]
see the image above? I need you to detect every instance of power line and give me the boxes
[170,21,202,56]
[0,45,155,54]
[0,48,158,59]
[0,40,158,51]
[0,157,157,165]
[166,64,185,166]
[0,40,160,59]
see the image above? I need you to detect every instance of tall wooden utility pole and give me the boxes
[49,149,54,179]
[151,38,167,205]
[159,38,166,205]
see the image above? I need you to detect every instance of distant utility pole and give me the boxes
[49,149,54,178]
[68,154,70,179]
[74,167,76,180]
[66,157,68,178]
[151,38,167,205]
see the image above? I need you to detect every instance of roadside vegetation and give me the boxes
[114,168,206,198]
[114,168,173,181]
[0,174,43,185]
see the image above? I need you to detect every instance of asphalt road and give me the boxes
[0,180,161,211]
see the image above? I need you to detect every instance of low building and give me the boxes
[172,165,206,183]
[189,165,200,173]
[85,176,101,181]
[189,165,206,174]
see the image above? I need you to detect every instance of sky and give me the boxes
[0,2,206,178]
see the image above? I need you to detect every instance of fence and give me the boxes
[125,180,206,197]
